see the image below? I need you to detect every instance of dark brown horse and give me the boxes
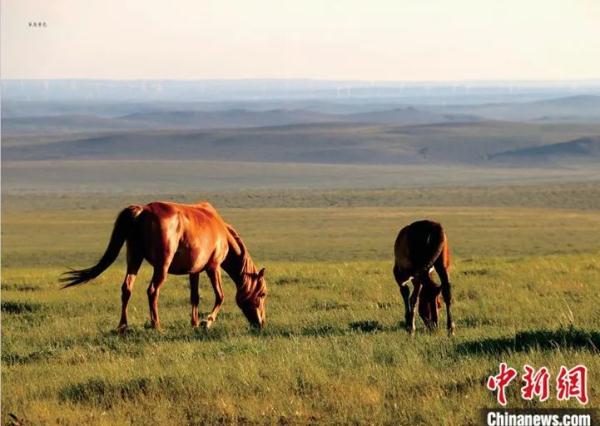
[393,220,455,335]
[61,201,267,332]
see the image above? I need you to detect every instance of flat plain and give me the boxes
[2,188,599,425]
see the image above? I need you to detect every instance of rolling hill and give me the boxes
[4,121,600,166]
[1,107,481,136]
[490,136,600,164]
[3,93,600,174]
[427,95,600,123]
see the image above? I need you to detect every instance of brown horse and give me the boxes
[393,220,455,335]
[61,201,267,332]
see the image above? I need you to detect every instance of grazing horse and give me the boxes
[393,220,455,335]
[61,201,267,332]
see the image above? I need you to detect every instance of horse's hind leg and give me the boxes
[146,224,176,330]
[117,243,143,334]
[394,266,413,334]
[434,256,455,336]
[189,272,200,328]
[147,265,169,329]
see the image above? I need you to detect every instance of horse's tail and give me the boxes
[60,205,143,288]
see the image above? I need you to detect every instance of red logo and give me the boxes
[556,365,588,405]
[487,362,518,406]
[521,365,550,402]
[487,363,589,406]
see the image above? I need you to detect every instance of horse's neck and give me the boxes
[222,249,256,289]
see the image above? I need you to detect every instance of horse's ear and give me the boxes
[258,268,266,279]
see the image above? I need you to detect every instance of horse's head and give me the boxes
[236,267,267,329]
[418,279,442,327]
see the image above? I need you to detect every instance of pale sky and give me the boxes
[1,0,599,81]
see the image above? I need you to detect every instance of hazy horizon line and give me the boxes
[3,78,600,85]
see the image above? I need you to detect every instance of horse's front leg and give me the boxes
[399,284,411,332]
[409,277,422,333]
[421,274,441,331]
[427,293,440,331]
[201,267,224,330]
[394,266,413,333]
[442,283,454,335]
[189,272,200,328]
[435,259,455,336]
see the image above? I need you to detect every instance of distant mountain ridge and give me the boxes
[5,121,600,166]
[531,95,600,107]
[427,95,600,122]
[1,107,481,135]
[490,136,600,163]
[3,92,600,168]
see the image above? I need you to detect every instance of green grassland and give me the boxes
[2,190,600,425]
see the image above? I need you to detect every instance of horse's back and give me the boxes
[141,201,230,241]
[138,201,224,230]
[141,200,217,218]
[133,201,231,274]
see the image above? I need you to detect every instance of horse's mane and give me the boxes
[225,224,255,271]
[224,224,265,301]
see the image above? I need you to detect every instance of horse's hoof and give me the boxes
[191,320,200,328]
[200,318,214,330]
[116,324,128,335]
[448,323,456,336]
[144,320,161,330]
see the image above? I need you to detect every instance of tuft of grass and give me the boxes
[2,348,56,366]
[59,377,154,408]
[311,300,350,311]
[349,320,384,333]
[1,301,42,314]
[1,283,42,292]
